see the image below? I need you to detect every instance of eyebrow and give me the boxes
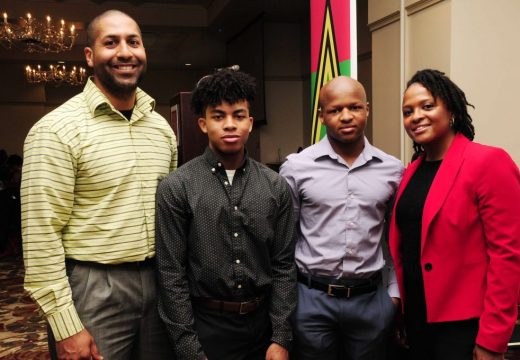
[101,33,141,40]
[211,108,248,114]
[327,102,364,108]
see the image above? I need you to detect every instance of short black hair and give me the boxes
[406,69,475,158]
[191,69,256,116]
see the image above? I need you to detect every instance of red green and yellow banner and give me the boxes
[310,0,357,144]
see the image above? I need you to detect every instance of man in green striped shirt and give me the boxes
[21,10,177,360]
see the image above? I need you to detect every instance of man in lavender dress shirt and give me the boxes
[279,76,404,359]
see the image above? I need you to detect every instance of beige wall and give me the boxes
[368,0,401,158]
[259,22,306,163]
[369,0,520,165]
[261,80,304,163]
[371,20,401,158]
[451,0,520,163]
[405,1,451,77]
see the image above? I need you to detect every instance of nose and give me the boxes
[223,115,237,130]
[116,41,132,58]
[339,107,354,121]
[411,108,424,122]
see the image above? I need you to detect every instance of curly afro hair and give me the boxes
[190,69,256,116]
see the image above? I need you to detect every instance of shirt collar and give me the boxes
[310,136,382,165]
[203,147,249,173]
[83,77,156,120]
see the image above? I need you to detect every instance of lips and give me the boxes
[412,124,430,134]
[111,63,139,74]
[113,64,136,70]
[339,125,356,134]
[222,135,240,144]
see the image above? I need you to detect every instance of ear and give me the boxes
[248,117,254,132]
[318,109,325,125]
[84,47,94,68]
[366,102,370,118]
[197,117,208,134]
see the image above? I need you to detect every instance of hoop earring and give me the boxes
[449,116,455,127]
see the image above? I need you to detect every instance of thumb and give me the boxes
[90,339,103,360]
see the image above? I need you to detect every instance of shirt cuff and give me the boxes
[387,267,400,298]
[271,331,292,351]
[387,283,400,298]
[46,305,84,341]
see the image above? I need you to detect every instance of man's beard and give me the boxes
[94,62,147,97]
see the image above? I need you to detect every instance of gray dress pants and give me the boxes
[48,259,174,360]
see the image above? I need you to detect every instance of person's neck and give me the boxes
[212,147,246,170]
[94,78,136,111]
[423,132,455,161]
[328,135,365,167]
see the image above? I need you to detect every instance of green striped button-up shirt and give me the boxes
[21,79,178,341]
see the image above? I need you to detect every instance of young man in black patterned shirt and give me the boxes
[155,69,297,360]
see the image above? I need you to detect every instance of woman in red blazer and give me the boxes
[390,69,520,360]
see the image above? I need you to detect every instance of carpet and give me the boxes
[0,256,50,359]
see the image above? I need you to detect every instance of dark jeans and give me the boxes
[193,302,272,360]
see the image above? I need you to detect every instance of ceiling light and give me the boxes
[1,12,77,53]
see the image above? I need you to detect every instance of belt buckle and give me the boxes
[327,284,350,297]
[239,301,250,315]
[239,298,261,314]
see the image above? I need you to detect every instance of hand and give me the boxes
[473,345,504,360]
[391,297,400,308]
[391,299,408,349]
[265,342,289,360]
[56,329,103,360]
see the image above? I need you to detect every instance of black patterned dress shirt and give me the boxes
[156,147,297,359]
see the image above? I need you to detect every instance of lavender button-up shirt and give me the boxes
[280,136,404,297]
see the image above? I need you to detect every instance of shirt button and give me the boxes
[234,232,238,237]
[235,259,240,264]
[218,162,222,167]
[234,206,238,211]
[237,284,242,289]
[424,263,433,271]
[211,168,216,172]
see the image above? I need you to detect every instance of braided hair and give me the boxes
[191,69,256,116]
[406,69,475,159]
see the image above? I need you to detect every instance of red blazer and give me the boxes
[389,134,520,353]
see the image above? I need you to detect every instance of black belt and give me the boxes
[192,295,266,315]
[298,271,381,298]
[65,257,155,269]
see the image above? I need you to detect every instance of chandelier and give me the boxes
[1,12,77,53]
[26,63,87,86]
